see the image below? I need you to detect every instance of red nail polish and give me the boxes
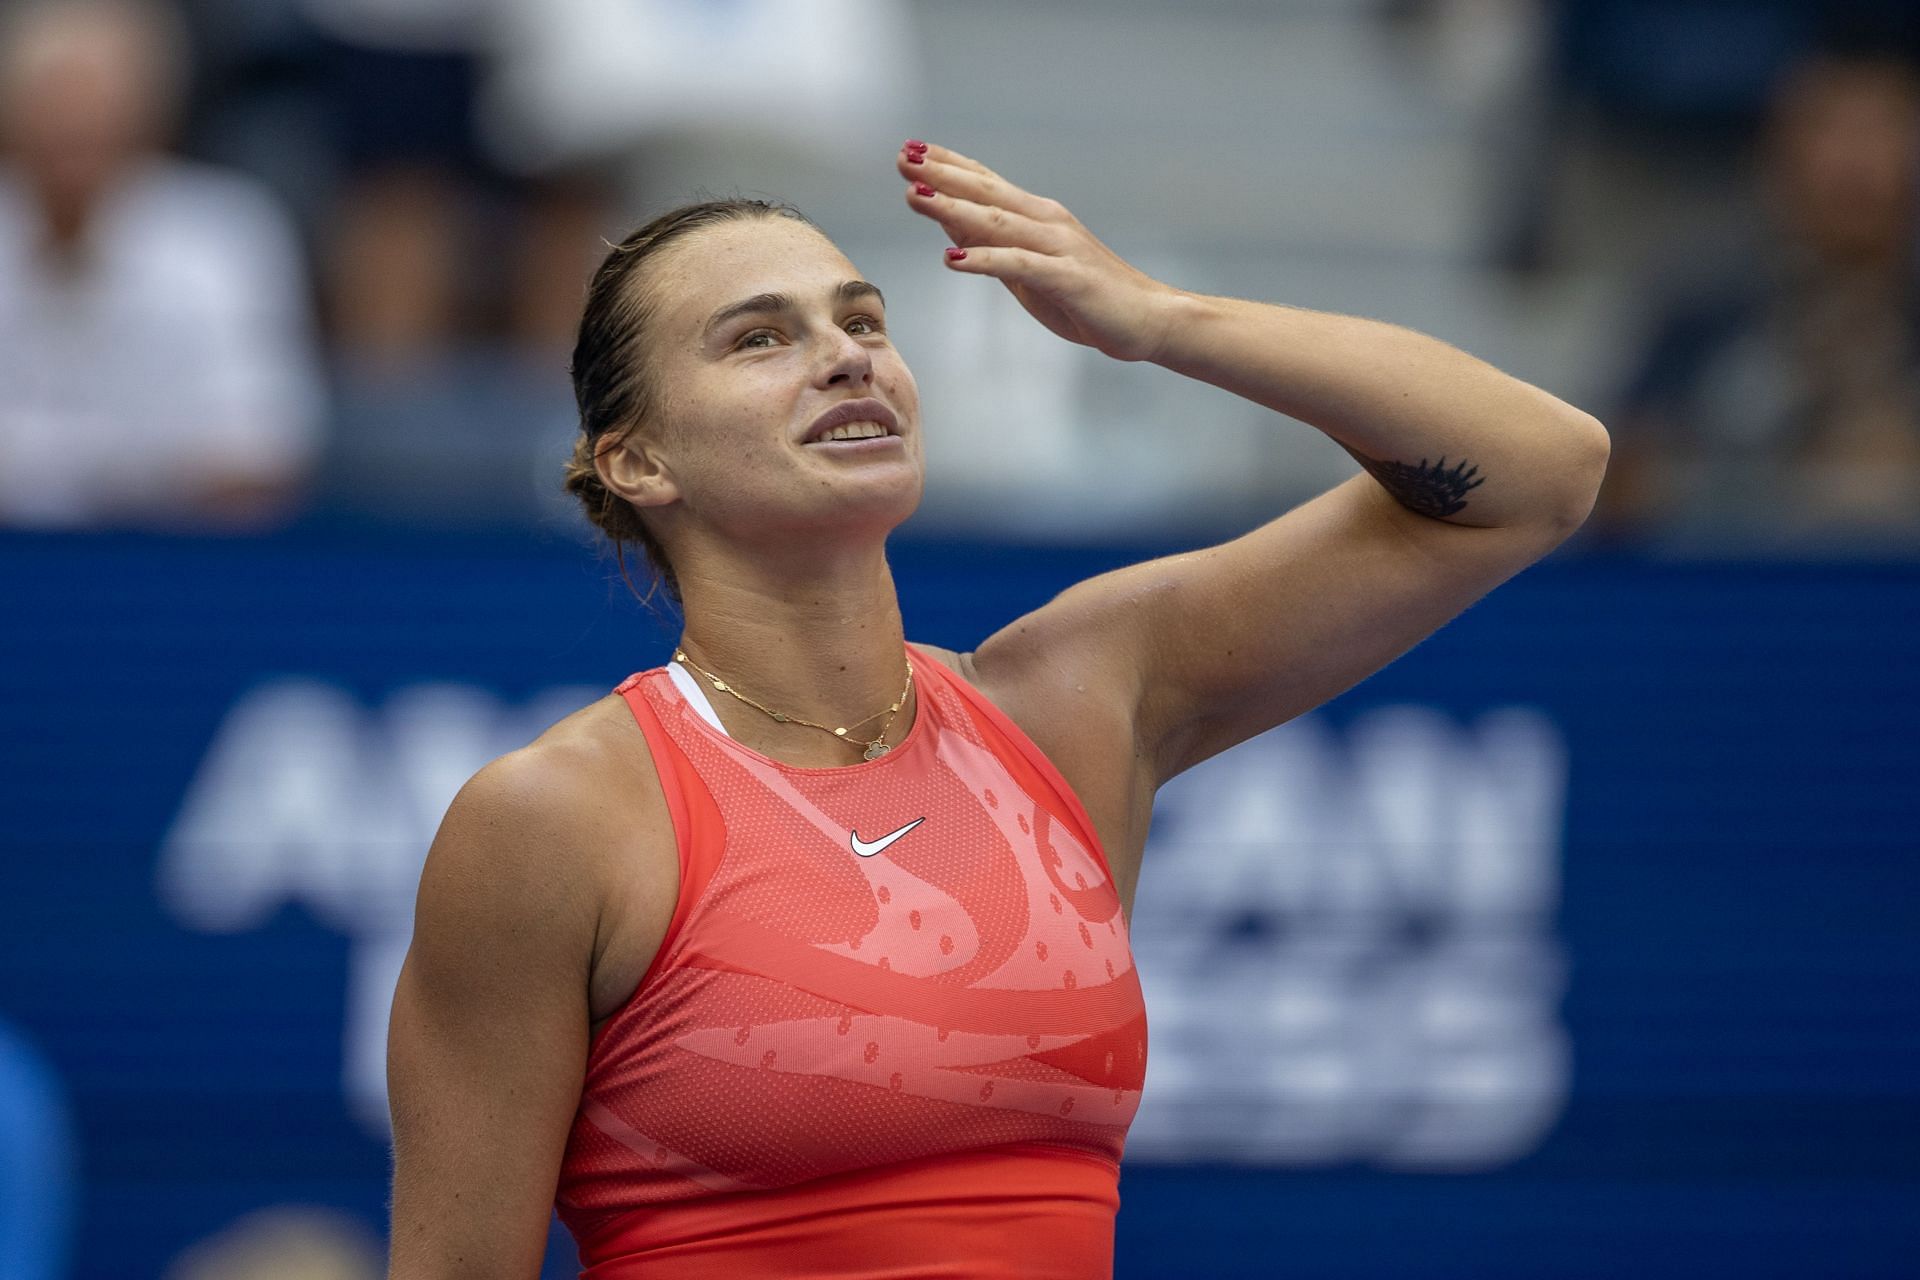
[905,139,927,151]
[907,152,925,165]
[945,247,967,261]
[914,182,935,197]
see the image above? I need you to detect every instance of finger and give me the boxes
[940,243,1063,287]
[899,139,992,178]
[896,141,1058,221]
[905,184,1059,253]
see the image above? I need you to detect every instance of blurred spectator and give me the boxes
[481,0,918,178]
[1471,0,1917,273]
[305,0,920,527]
[171,0,339,250]
[0,1021,73,1280]
[1594,48,1920,550]
[286,0,612,526]
[303,0,609,365]
[0,0,324,530]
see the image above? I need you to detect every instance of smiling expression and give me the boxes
[602,217,926,552]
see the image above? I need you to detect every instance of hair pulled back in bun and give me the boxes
[565,197,816,610]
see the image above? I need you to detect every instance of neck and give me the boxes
[669,535,913,756]
[33,192,96,262]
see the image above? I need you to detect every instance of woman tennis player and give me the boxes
[386,139,1609,1278]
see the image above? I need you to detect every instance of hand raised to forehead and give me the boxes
[895,140,1181,364]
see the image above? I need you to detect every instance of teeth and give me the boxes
[817,421,890,442]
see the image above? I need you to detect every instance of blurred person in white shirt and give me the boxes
[0,0,325,530]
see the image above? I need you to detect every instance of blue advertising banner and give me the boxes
[0,528,1915,1278]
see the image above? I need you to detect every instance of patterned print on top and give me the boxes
[555,644,1148,1237]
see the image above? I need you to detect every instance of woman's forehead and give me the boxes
[657,220,858,319]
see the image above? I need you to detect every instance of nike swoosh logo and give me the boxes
[850,817,925,858]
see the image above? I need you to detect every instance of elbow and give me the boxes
[1575,410,1614,465]
[1520,412,1612,537]
[1541,411,1612,538]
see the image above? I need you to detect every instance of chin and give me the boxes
[823,473,924,533]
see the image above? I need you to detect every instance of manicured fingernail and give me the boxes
[945,247,967,261]
[905,139,927,151]
[907,151,925,164]
[914,182,936,197]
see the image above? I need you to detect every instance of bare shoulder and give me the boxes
[908,641,1021,725]
[389,691,667,1273]
[911,633,1154,911]
[439,694,656,880]
[908,641,971,681]
[415,693,673,997]
[930,610,1144,783]
[509,691,665,826]
[910,639,1063,712]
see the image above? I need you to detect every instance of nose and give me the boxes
[817,323,875,388]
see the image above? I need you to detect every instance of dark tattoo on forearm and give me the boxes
[1353,451,1486,518]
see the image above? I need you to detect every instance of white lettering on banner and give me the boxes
[159,684,1571,1162]
[1127,705,1572,1169]
[156,679,600,1135]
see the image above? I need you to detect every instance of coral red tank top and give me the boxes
[554,642,1148,1279]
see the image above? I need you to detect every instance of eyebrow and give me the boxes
[702,280,887,339]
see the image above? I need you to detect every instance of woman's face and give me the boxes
[1767,61,1920,259]
[615,216,925,553]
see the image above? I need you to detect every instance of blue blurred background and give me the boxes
[2,1,1918,1277]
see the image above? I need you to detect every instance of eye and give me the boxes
[847,315,883,335]
[736,329,779,349]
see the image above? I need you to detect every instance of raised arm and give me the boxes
[386,749,604,1279]
[1145,291,1607,532]
[895,141,1608,799]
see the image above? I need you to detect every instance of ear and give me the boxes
[596,429,680,510]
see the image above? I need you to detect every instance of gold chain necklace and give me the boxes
[672,647,915,761]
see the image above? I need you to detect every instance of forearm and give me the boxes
[1149,290,1609,529]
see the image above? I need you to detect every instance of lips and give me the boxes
[802,398,899,445]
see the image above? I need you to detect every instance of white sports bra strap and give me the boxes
[665,660,730,737]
